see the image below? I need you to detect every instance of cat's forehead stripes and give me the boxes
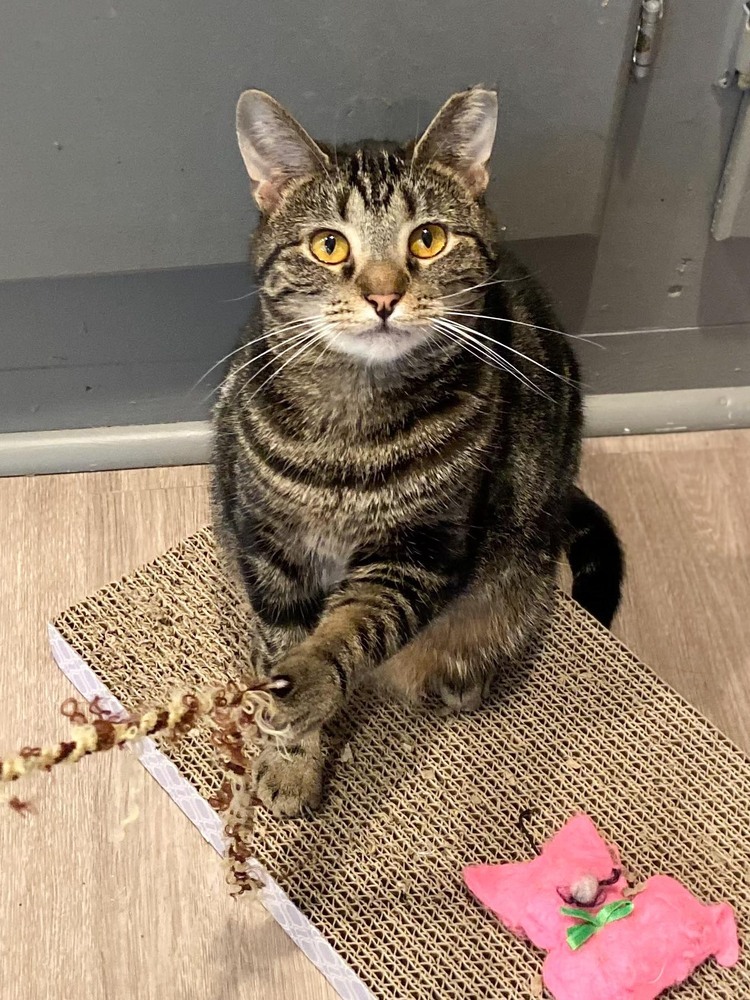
[342,148,409,214]
[342,190,410,253]
[334,148,417,261]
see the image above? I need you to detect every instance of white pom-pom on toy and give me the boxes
[570,874,600,906]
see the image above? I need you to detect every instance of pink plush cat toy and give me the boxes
[463,814,739,1000]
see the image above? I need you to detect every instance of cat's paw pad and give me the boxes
[253,743,323,818]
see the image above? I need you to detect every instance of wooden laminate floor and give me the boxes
[1,430,749,1000]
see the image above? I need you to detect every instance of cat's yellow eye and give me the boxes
[309,230,350,265]
[409,223,448,260]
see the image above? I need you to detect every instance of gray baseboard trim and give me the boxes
[0,421,212,477]
[584,385,750,437]
[1,386,749,476]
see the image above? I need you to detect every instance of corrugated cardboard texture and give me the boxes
[55,527,750,998]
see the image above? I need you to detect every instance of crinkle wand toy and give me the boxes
[1,678,288,894]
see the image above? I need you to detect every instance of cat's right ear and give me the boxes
[235,90,330,213]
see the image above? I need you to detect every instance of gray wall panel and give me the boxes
[576,325,750,394]
[0,264,249,371]
[714,94,750,240]
[0,363,211,433]
[581,0,750,338]
[0,264,251,430]
[0,0,637,281]
[3,0,750,435]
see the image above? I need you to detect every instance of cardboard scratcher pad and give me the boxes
[50,527,750,999]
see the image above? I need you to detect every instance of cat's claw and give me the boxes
[268,648,344,738]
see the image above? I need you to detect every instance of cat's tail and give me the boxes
[565,486,623,628]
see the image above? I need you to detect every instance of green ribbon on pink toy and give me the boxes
[560,899,635,950]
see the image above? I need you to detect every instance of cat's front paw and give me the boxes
[253,738,323,818]
[269,647,345,738]
[437,669,494,713]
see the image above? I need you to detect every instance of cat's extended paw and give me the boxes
[253,739,323,818]
[437,671,493,713]
[268,647,345,738]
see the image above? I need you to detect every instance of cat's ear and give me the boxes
[236,90,330,213]
[413,87,498,195]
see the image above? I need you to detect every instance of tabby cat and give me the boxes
[212,87,623,817]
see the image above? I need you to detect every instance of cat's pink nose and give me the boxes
[365,292,402,320]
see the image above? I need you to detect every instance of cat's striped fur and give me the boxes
[212,89,623,816]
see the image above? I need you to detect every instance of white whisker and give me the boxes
[430,322,521,383]
[193,313,332,395]
[248,327,332,403]
[188,341,251,395]
[310,322,341,369]
[438,273,532,300]
[220,287,261,304]
[438,277,498,300]
[444,310,605,349]
[232,321,329,391]
[431,320,512,375]
[225,329,323,405]
[440,318,579,389]
[208,320,329,404]
[436,317,554,398]
[262,313,336,338]
[432,319,551,400]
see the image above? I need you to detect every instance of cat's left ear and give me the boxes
[413,87,498,195]
[236,90,330,213]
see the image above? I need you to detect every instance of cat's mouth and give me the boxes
[360,321,411,340]
[329,321,432,363]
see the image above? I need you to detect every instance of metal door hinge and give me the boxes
[631,0,664,81]
[718,2,750,90]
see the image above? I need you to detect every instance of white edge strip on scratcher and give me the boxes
[47,623,375,1000]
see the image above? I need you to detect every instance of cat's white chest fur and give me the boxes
[303,532,351,593]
